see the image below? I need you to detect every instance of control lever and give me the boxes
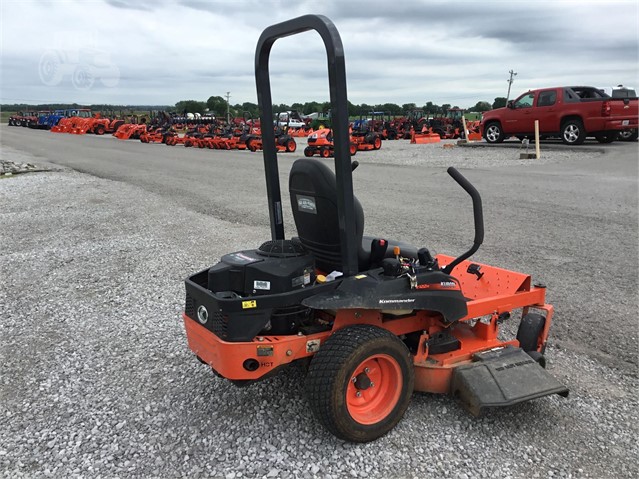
[417,247,436,269]
[369,238,388,265]
[351,160,359,171]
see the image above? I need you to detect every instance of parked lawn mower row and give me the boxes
[8,103,486,149]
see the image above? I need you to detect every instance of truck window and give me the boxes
[514,93,535,109]
[564,88,580,103]
[537,91,557,107]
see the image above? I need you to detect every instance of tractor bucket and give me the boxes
[451,346,569,416]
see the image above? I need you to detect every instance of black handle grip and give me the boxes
[447,167,484,245]
[443,167,484,275]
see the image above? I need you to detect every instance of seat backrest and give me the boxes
[289,158,365,273]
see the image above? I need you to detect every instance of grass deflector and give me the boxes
[182,15,568,442]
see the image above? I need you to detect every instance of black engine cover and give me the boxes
[207,248,315,296]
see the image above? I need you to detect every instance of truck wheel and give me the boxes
[306,325,414,443]
[483,122,504,143]
[617,129,638,141]
[516,313,546,353]
[561,119,586,145]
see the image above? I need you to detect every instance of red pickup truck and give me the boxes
[481,86,638,145]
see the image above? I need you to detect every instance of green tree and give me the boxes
[492,97,507,109]
[381,103,401,115]
[471,101,492,112]
[206,96,227,115]
[303,101,321,114]
[241,102,259,117]
[175,100,206,115]
[402,103,417,114]
[441,103,451,114]
[423,101,435,114]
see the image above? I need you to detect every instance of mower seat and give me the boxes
[289,159,419,273]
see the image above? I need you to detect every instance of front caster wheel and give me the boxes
[306,325,414,442]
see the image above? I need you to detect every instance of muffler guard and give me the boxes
[451,346,568,416]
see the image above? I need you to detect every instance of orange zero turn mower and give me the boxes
[182,15,568,443]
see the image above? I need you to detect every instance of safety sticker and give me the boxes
[242,300,257,309]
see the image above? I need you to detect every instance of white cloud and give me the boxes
[1,0,637,108]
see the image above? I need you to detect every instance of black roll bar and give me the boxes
[255,15,358,277]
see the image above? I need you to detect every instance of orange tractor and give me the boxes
[182,15,568,443]
[350,119,382,151]
[304,128,358,157]
[247,125,297,153]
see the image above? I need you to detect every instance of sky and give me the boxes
[1,0,637,109]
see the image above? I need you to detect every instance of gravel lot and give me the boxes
[1,127,637,478]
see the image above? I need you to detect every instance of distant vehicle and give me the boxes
[611,86,638,141]
[481,86,639,145]
[8,111,37,127]
[277,110,308,129]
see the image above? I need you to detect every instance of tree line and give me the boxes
[177,96,509,118]
[2,97,508,117]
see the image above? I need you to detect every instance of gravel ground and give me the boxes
[1,131,637,478]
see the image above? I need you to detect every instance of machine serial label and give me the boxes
[242,300,257,309]
[254,280,271,290]
[257,345,274,356]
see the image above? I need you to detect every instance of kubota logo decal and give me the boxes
[416,281,459,290]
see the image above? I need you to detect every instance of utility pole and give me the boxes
[506,70,517,103]
[225,91,231,124]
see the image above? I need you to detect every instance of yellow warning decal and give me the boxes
[242,300,257,309]
[355,274,367,279]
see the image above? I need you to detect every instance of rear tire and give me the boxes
[320,147,330,158]
[617,129,638,141]
[306,325,414,443]
[516,313,546,353]
[286,139,296,152]
[561,119,586,145]
[373,135,382,149]
[303,146,314,157]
